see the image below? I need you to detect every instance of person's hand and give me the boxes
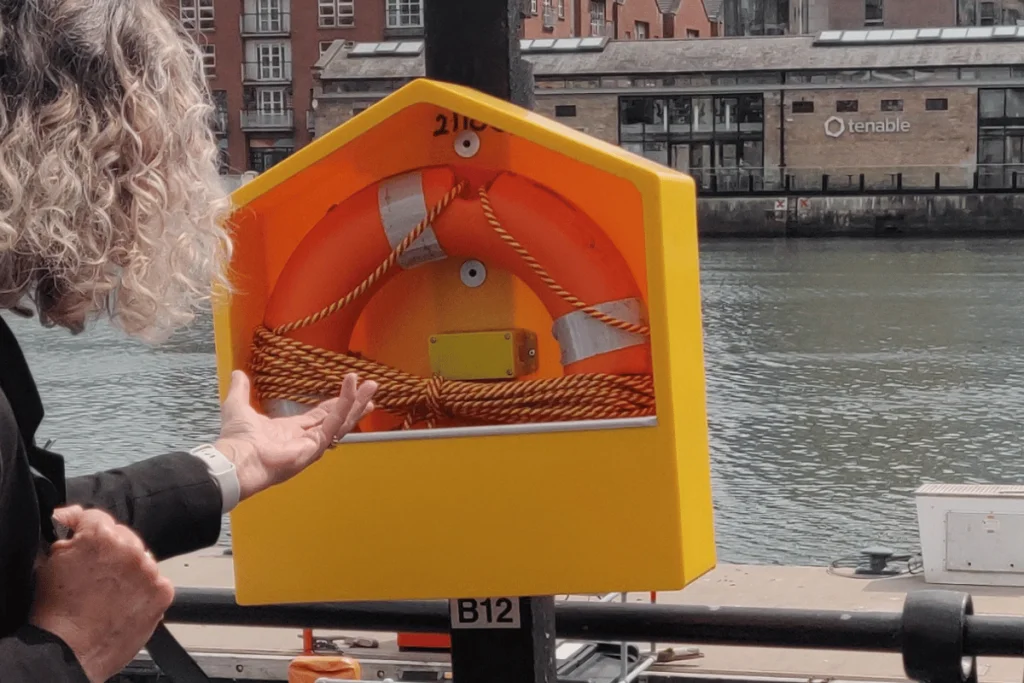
[29,506,174,683]
[214,370,378,501]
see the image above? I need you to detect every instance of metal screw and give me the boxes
[528,349,536,357]
[430,337,437,343]
[504,333,511,340]
[506,369,513,376]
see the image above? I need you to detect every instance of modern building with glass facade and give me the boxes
[313,27,1024,194]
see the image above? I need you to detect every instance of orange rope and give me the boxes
[250,182,655,429]
[476,188,650,337]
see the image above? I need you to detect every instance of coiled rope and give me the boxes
[250,182,656,429]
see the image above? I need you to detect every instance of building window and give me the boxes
[980,1,997,23]
[619,94,764,192]
[180,0,214,31]
[978,88,1024,188]
[881,98,903,112]
[256,43,288,80]
[792,100,814,113]
[319,0,355,28]
[253,0,286,32]
[959,0,1022,25]
[635,21,649,39]
[554,104,577,117]
[217,138,230,174]
[590,1,606,36]
[210,90,229,135]
[386,0,424,28]
[865,0,883,25]
[723,0,789,36]
[319,41,334,56]
[201,44,216,78]
[531,0,538,13]
[687,28,700,37]
[256,88,288,119]
[926,98,949,111]
[249,146,294,173]
[558,0,566,18]
[542,0,556,28]
[837,99,858,112]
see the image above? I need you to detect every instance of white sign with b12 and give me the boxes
[449,597,522,629]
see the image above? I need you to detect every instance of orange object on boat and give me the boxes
[397,631,451,651]
[287,655,361,682]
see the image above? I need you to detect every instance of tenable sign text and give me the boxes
[824,116,911,138]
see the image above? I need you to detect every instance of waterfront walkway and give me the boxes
[154,551,1024,682]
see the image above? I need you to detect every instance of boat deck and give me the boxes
[143,550,1024,682]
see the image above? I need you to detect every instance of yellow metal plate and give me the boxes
[428,329,538,380]
[214,78,715,604]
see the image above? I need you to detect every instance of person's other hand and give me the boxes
[29,506,174,683]
[215,370,377,501]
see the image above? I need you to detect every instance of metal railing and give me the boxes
[680,164,1024,196]
[158,587,1024,683]
[543,6,557,28]
[239,108,294,130]
[240,11,291,35]
[242,60,293,82]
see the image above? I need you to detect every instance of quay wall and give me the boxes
[698,193,1024,238]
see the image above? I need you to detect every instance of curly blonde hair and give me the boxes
[0,0,233,342]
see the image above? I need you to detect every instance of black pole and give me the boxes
[166,588,1024,657]
[420,2,548,681]
[423,0,534,108]
[449,596,557,683]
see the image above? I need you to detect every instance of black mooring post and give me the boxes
[449,597,558,683]
[421,2,552,682]
[423,0,535,108]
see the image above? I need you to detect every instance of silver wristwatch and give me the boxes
[189,444,241,514]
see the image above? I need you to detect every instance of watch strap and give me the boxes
[189,444,241,514]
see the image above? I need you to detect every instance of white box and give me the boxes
[915,483,1024,586]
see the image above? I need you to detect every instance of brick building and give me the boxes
[314,28,1024,192]
[170,0,712,176]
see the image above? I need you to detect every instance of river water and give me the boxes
[9,237,1024,567]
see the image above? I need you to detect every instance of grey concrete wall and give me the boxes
[698,193,1024,237]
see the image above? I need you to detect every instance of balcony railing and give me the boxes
[383,22,425,39]
[542,6,557,28]
[242,60,292,82]
[240,12,291,35]
[240,108,294,130]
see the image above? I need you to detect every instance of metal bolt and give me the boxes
[430,337,437,343]
[506,369,513,376]
[528,349,537,357]
[504,333,511,340]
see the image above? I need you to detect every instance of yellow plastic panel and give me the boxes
[214,79,715,604]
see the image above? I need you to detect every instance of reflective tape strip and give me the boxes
[551,298,647,366]
[377,172,447,269]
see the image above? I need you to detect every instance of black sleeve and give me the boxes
[0,626,90,683]
[0,391,91,681]
[65,452,224,561]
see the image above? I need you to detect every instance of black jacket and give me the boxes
[0,314,225,682]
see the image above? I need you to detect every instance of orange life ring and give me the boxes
[251,166,654,429]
